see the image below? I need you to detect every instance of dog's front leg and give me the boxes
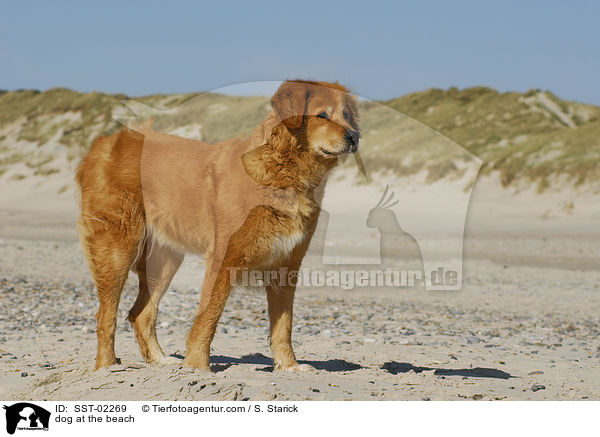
[266,283,298,370]
[266,249,314,372]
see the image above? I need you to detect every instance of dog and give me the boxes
[76,80,359,370]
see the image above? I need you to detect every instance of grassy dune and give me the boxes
[384,87,600,189]
[1,86,599,191]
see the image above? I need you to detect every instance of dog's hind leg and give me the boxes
[79,219,143,370]
[128,240,183,364]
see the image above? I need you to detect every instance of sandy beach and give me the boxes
[1,172,599,401]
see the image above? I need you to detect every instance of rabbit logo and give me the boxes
[366,185,424,272]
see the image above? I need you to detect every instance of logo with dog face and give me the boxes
[2,403,50,435]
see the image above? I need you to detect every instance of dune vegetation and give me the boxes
[1,86,598,191]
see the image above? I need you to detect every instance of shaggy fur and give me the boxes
[76,80,359,370]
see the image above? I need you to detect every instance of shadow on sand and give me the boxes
[382,361,513,379]
[206,353,364,373]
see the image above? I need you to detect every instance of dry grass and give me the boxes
[383,87,600,189]
[1,86,599,191]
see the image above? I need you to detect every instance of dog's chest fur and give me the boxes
[263,191,320,265]
[267,231,305,264]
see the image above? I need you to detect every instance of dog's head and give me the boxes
[271,80,360,159]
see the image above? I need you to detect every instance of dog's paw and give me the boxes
[275,363,315,372]
[155,355,182,366]
[182,357,212,372]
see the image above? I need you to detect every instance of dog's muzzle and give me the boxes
[343,129,359,153]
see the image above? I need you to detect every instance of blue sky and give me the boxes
[1,1,599,103]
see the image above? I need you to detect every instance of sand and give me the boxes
[1,171,599,401]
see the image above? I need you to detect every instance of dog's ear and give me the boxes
[271,81,311,130]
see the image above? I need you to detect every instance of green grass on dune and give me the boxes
[382,87,600,190]
[0,86,599,191]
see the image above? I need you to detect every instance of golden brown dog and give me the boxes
[76,80,359,370]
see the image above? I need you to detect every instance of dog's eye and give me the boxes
[343,110,349,121]
[317,112,329,119]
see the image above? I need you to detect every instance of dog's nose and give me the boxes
[344,130,360,152]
